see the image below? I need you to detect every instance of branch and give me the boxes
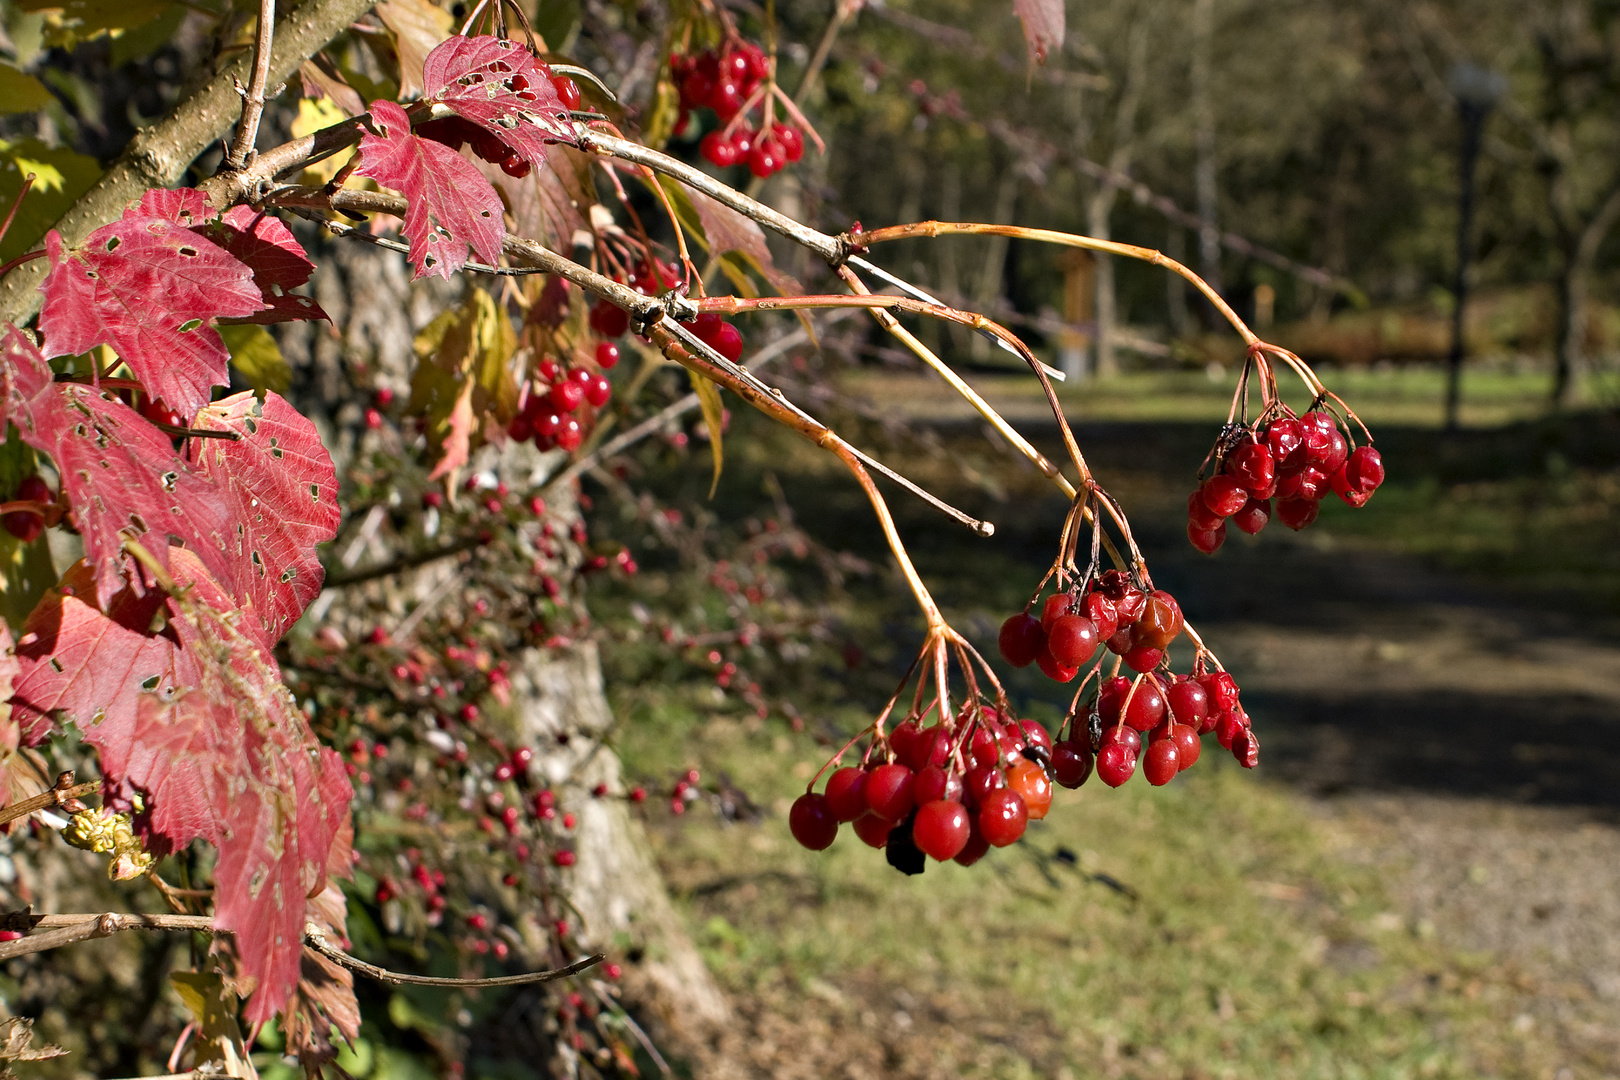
[0,0,380,326]
[0,775,97,828]
[225,0,281,170]
[0,911,604,987]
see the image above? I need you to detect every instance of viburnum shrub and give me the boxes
[0,0,1385,1064]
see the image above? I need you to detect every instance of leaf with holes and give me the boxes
[18,550,353,1025]
[190,391,340,646]
[355,100,505,280]
[1013,0,1064,65]
[212,207,329,325]
[36,189,266,418]
[422,35,574,165]
[0,326,233,610]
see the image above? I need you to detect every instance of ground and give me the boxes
[611,363,1620,1079]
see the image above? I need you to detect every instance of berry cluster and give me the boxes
[670,44,806,177]
[3,474,52,542]
[1084,667,1258,788]
[1188,408,1384,553]
[587,257,683,339]
[508,353,615,452]
[998,568,1184,678]
[790,705,1057,868]
[414,71,580,179]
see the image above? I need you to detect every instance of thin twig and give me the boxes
[225,0,280,170]
[0,779,97,829]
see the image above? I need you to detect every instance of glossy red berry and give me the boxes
[1345,445,1384,493]
[953,820,990,866]
[888,719,922,764]
[789,793,838,850]
[1266,417,1307,473]
[1231,497,1271,535]
[549,380,586,413]
[977,788,1028,846]
[583,373,612,407]
[1188,490,1224,530]
[1225,441,1276,494]
[1039,592,1075,630]
[748,141,781,178]
[1200,475,1249,517]
[1046,614,1099,668]
[913,800,971,860]
[998,613,1044,667]
[1214,708,1249,749]
[1035,646,1080,682]
[1051,739,1092,788]
[777,125,805,161]
[1171,723,1202,770]
[701,130,739,167]
[963,764,1004,807]
[1096,743,1137,787]
[551,76,582,111]
[1143,739,1180,785]
[1276,497,1320,531]
[1167,677,1210,726]
[1188,520,1227,554]
[913,764,964,805]
[863,763,916,821]
[595,341,621,370]
[1018,719,1052,756]
[823,766,869,821]
[1232,727,1260,768]
[500,154,532,178]
[1081,591,1119,640]
[851,812,892,848]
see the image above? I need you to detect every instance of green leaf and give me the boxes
[689,369,726,497]
[220,324,291,395]
[0,65,52,114]
[0,138,101,265]
[17,0,176,47]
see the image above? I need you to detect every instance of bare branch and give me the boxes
[0,775,97,829]
[225,0,281,170]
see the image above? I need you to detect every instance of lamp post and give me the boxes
[1444,62,1506,431]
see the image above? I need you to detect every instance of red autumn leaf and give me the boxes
[213,207,330,325]
[683,185,804,297]
[0,326,234,610]
[36,189,266,418]
[280,883,361,1070]
[16,551,353,1025]
[355,99,506,280]
[422,35,575,164]
[1013,0,1065,65]
[190,391,341,646]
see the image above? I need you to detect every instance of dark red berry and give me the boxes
[1232,727,1260,768]
[1017,719,1051,756]
[1276,497,1320,531]
[1345,445,1384,493]
[501,154,532,178]
[1081,592,1119,640]
[998,613,1044,668]
[1188,491,1224,530]
[1214,708,1249,749]
[589,301,630,338]
[1199,671,1240,712]
[1201,475,1249,517]
[551,76,581,111]
[1225,441,1276,495]
[1266,417,1307,473]
[953,819,990,866]
[851,812,891,848]
[1096,743,1137,787]
[1172,723,1202,770]
[977,788,1028,846]
[1046,614,1099,668]
[1123,645,1163,673]
[777,125,804,161]
[1035,647,1079,682]
[1231,497,1271,535]
[863,763,916,821]
[1051,739,1092,788]
[913,764,964,805]
[913,800,971,860]
[963,764,1004,807]
[1039,592,1075,630]
[823,766,868,822]
[1188,520,1227,554]
[1143,739,1180,785]
[789,793,838,850]
[1166,677,1209,726]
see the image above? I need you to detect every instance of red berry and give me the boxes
[1225,441,1276,495]
[1276,497,1320,531]
[1167,678,1210,726]
[1200,475,1249,517]
[549,380,586,413]
[913,800,971,860]
[1018,719,1051,756]
[998,613,1044,667]
[748,141,781,178]
[888,719,922,765]
[552,850,576,867]
[589,301,630,338]
[1232,727,1260,768]
[1132,590,1183,650]
[551,76,582,111]
[1231,497,1272,535]
[1035,646,1080,682]
[1051,739,1092,788]
[1080,591,1119,640]
[595,341,621,370]
[1188,491,1224,530]
[583,373,612,407]
[1345,445,1384,493]
[977,788,1028,846]
[701,130,739,167]
[1143,739,1180,785]
[822,767,868,821]
[1214,708,1249,749]
[863,763,916,821]
[953,819,991,866]
[1104,725,1143,753]
[1005,759,1052,820]
[1266,417,1307,473]
[776,124,804,161]
[709,79,744,118]
[851,812,892,848]
[1123,645,1163,673]
[501,154,532,178]
[1046,614,1099,667]
[1172,723,1202,770]
[472,131,510,163]
[555,417,584,452]
[1096,743,1137,787]
[963,764,1004,807]
[913,764,964,805]
[788,793,838,850]
[1188,520,1227,554]
[710,321,744,362]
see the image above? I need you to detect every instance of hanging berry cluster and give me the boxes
[508,351,614,453]
[1188,347,1385,553]
[670,41,807,178]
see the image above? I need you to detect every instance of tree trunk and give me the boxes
[1551,185,1620,406]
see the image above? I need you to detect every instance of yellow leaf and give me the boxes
[0,65,51,114]
[409,288,517,480]
[689,370,726,497]
[290,97,355,184]
[0,138,100,264]
[220,324,291,395]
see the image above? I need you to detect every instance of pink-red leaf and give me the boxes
[191,391,341,646]
[0,327,234,610]
[355,99,505,280]
[214,207,329,325]
[1013,0,1065,65]
[422,35,575,164]
[15,552,352,1025]
[36,191,266,418]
